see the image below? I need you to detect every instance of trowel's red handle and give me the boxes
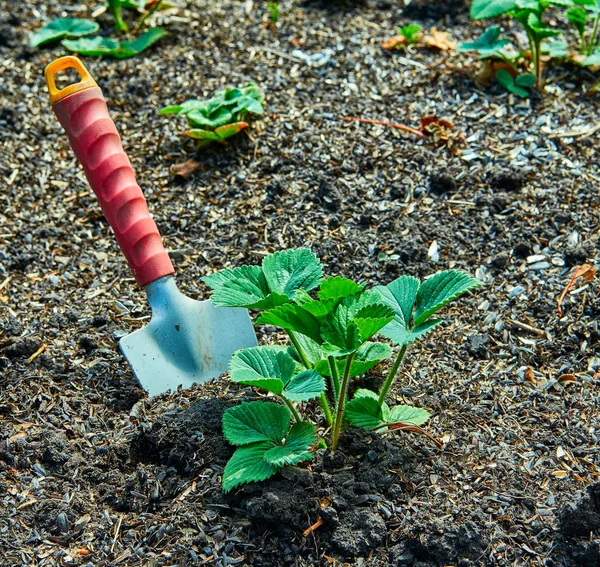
[45,56,174,287]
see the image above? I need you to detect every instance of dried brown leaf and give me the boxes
[423,28,455,51]
[170,159,201,179]
[523,366,536,385]
[380,34,407,50]
[557,263,596,316]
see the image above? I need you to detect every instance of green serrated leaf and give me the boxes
[287,334,324,368]
[256,304,322,343]
[382,317,443,346]
[542,39,568,58]
[374,275,419,331]
[515,72,537,87]
[318,277,365,301]
[231,95,264,116]
[214,121,249,139]
[567,6,588,36]
[457,25,511,58]
[30,18,99,47]
[62,36,124,57]
[526,12,562,38]
[321,302,362,357]
[61,27,165,58]
[222,401,289,446]
[354,308,395,342]
[496,68,530,97]
[188,107,234,129]
[294,290,337,318]
[388,405,430,426]
[222,442,278,492]
[583,48,600,64]
[263,421,316,466]
[345,393,386,430]
[283,370,325,402]
[202,265,289,309]
[413,270,481,327]
[229,346,296,394]
[262,249,323,299]
[471,0,519,19]
[184,129,222,140]
[120,27,167,56]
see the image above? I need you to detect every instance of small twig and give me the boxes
[0,275,11,292]
[548,123,600,139]
[506,319,545,337]
[303,517,324,537]
[379,422,443,449]
[111,515,123,553]
[255,46,306,64]
[27,344,47,364]
[341,117,427,139]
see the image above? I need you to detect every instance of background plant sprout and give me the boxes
[267,2,279,27]
[458,26,537,97]
[160,83,264,149]
[565,0,600,56]
[202,249,481,491]
[470,0,566,89]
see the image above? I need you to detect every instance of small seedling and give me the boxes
[381,24,422,49]
[62,28,167,59]
[203,248,481,491]
[399,24,422,45]
[267,2,280,27]
[29,18,99,48]
[161,83,264,149]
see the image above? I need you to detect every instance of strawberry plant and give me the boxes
[62,28,166,58]
[470,0,565,88]
[202,249,481,491]
[458,26,537,97]
[30,6,167,58]
[160,83,265,149]
[565,0,600,56]
[29,18,99,47]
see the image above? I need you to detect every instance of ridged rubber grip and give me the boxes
[52,87,174,287]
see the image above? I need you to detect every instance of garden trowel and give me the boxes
[45,56,257,396]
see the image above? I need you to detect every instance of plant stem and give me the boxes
[136,0,164,31]
[320,393,333,426]
[109,0,129,33]
[331,353,355,451]
[341,117,427,139]
[282,396,302,423]
[287,330,311,368]
[534,40,543,90]
[589,16,600,56]
[328,356,341,402]
[287,330,332,426]
[377,344,408,407]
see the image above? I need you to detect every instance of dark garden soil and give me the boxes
[1,0,600,565]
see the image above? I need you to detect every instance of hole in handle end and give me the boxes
[45,56,98,106]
